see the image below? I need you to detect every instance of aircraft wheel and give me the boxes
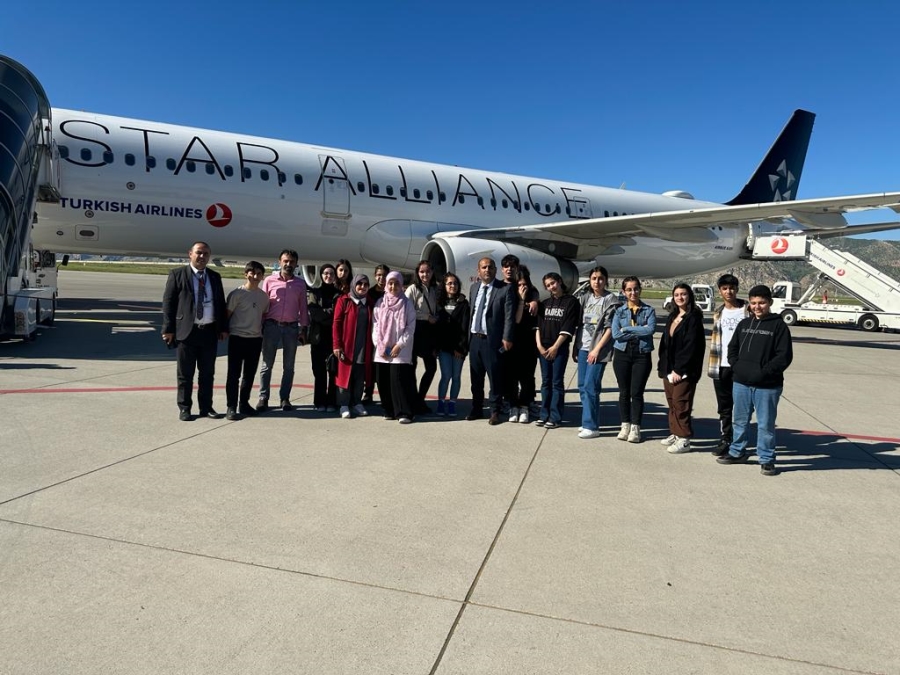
[858,314,879,332]
[781,309,798,326]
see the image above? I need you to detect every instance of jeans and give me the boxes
[729,382,783,464]
[612,345,652,425]
[539,343,570,424]
[437,350,464,401]
[577,350,607,431]
[258,320,299,402]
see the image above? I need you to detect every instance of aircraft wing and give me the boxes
[445,192,900,250]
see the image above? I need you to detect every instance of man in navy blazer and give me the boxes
[162,241,228,420]
[467,256,516,424]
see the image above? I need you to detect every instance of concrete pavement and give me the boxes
[1,270,898,674]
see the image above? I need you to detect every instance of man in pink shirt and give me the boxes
[256,249,309,412]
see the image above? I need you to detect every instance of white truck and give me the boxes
[1,56,62,340]
[662,284,715,313]
[751,235,900,332]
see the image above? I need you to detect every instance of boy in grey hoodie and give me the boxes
[716,285,793,476]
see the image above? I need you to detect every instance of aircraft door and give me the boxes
[318,154,351,218]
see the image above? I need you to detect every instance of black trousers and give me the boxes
[712,366,735,442]
[310,342,337,408]
[469,335,504,413]
[226,335,262,409]
[338,363,366,408]
[176,324,219,412]
[503,344,537,408]
[377,362,417,419]
[612,345,652,425]
[413,320,438,404]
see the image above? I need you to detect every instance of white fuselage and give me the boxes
[35,109,749,278]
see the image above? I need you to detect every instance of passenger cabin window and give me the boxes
[372,184,380,195]
[357,181,365,193]
[206,163,216,175]
[186,161,196,173]
[166,158,177,171]
[277,171,286,184]
[80,148,92,161]
[224,165,234,177]
[125,153,135,166]
[58,145,69,159]
[458,195,465,204]
[294,174,303,185]
[427,190,434,201]
[103,151,114,164]
[386,185,394,196]
[439,192,447,203]
[243,167,251,179]
[477,197,484,207]
[413,188,421,199]
[146,156,156,168]
[260,169,269,181]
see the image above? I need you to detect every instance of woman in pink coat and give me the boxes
[372,271,417,424]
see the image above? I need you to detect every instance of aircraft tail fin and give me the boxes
[726,109,816,206]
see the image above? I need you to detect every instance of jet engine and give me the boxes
[422,237,578,294]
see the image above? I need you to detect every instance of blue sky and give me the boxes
[5,1,900,239]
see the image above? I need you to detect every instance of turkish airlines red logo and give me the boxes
[770,237,789,254]
[837,269,846,277]
[206,203,232,227]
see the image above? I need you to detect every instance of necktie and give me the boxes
[473,284,486,334]
[196,272,206,321]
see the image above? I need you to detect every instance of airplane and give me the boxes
[4,54,900,293]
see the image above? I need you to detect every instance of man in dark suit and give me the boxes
[467,256,516,424]
[162,241,228,420]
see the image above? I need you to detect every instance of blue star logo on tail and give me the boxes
[768,160,796,201]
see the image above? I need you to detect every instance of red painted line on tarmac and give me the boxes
[0,383,315,395]
[793,429,900,444]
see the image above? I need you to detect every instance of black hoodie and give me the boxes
[727,311,793,388]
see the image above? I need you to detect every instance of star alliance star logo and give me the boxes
[769,160,796,201]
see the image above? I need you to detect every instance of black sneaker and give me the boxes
[716,452,749,465]
[760,463,778,476]
[281,399,294,412]
[225,408,240,421]
[712,440,731,457]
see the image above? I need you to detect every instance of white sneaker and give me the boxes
[578,428,601,439]
[627,424,642,443]
[509,406,520,423]
[353,404,368,417]
[667,437,691,454]
[518,410,529,424]
[617,423,631,441]
[340,406,351,419]
[660,434,677,446]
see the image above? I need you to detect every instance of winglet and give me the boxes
[726,109,816,205]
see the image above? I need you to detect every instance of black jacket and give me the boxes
[657,308,706,381]
[162,265,227,340]
[437,296,471,355]
[728,312,793,388]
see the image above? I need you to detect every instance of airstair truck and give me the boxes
[1,56,61,339]
[750,234,900,332]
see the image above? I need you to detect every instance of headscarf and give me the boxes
[349,274,370,302]
[375,271,409,353]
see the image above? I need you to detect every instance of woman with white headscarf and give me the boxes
[372,271,417,424]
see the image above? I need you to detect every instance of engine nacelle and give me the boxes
[301,263,321,288]
[422,237,578,295]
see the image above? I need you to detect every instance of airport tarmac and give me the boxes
[1,270,899,675]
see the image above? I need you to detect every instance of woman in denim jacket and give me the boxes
[611,276,657,443]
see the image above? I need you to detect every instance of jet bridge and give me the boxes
[0,55,60,338]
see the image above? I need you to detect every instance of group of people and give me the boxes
[163,242,793,475]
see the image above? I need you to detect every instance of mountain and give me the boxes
[643,237,900,291]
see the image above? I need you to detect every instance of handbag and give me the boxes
[325,352,338,376]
